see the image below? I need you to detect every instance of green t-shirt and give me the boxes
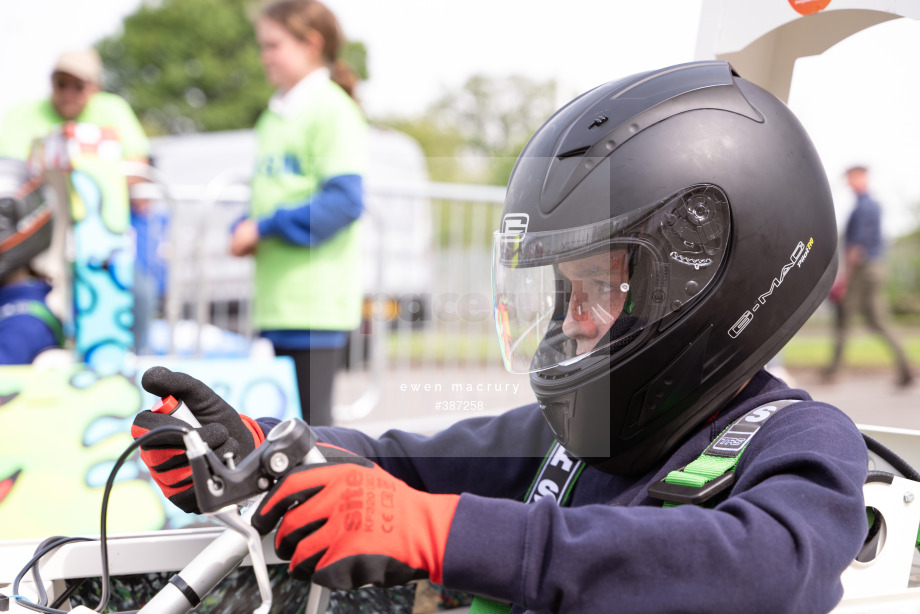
[0,92,149,161]
[251,75,367,332]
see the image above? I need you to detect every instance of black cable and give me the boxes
[31,536,71,606]
[12,425,190,614]
[12,537,95,613]
[863,433,920,482]
[96,425,190,613]
[49,578,87,610]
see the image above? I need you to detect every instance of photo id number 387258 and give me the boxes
[434,400,484,411]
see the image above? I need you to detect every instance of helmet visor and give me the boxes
[492,184,730,373]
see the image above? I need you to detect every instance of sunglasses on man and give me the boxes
[52,76,88,92]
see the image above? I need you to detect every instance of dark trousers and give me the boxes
[827,261,911,381]
[273,346,344,426]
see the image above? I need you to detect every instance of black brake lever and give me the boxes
[187,418,318,513]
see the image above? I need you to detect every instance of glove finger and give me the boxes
[193,422,233,452]
[289,547,327,583]
[144,463,199,514]
[141,367,236,425]
[147,460,194,489]
[131,410,192,448]
[312,557,428,590]
[251,466,329,535]
[165,485,200,515]
[142,367,259,458]
[139,447,185,473]
[210,436,243,467]
[151,468,193,496]
[280,507,336,563]
[276,511,327,560]
[132,412,229,452]
[269,466,356,556]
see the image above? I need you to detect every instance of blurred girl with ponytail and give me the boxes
[231,0,367,427]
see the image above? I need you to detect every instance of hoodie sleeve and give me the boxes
[256,174,363,246]
[441,403,868,614]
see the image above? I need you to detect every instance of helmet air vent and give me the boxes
[557,146,590,160]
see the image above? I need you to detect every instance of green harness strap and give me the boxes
[648,400,800,507]
[469,598,514,614]
[0,299,65,346]
[468,441,585,614]
[470,400,798,612]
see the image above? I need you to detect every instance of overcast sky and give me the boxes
[2,0,919,236]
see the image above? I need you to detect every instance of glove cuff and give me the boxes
[240,414,266,448]
[423,493,461,585]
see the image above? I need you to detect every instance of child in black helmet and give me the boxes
[135,62,867,614]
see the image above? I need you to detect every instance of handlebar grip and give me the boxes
[152,395,202,429]
[142,420,329,614]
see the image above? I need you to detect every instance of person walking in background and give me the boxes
[824,165,913,387]
[0,48,156,352]
[229,0,367,426]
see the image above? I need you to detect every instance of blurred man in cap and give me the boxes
[0,48,149,161]
[49,49,105,121]
[0,48,155,351]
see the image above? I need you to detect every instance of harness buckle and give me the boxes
[647,471,736,506]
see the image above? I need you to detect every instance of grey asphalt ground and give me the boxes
[790,366,920,430]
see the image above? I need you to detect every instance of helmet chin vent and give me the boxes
[624,325,711,434]
[541,394,576,445]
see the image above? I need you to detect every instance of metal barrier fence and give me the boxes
[128,171,511,420]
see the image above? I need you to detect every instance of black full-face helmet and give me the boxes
[0,158,51,282]
[492,61,837,475]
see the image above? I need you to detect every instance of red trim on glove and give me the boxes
[149,469,193,498]
[240,414,265,447]
[132,423,193,497]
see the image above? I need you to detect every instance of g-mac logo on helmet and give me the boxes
[728,237,814,338]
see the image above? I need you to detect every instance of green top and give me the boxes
[250,74,367,332]
[0,92,150,161]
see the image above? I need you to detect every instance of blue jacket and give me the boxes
[262,370,868,613]
[245,173,363,351]
[844,193,884,261]
[0,279,60,365]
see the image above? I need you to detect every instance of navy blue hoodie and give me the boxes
[261,370,867,613]
[0,279,59,365]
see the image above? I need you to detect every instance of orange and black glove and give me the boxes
[251,455,460,590]
[131,366,265,514]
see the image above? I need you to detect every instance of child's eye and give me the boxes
[595,281,615,294]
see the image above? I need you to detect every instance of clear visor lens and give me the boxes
[492,185,730,373]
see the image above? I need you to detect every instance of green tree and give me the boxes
[341,41,369,82]
[378,74,557,185]
[97,0,272,135]
[97,0,368,136]
[888,206,920,317]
